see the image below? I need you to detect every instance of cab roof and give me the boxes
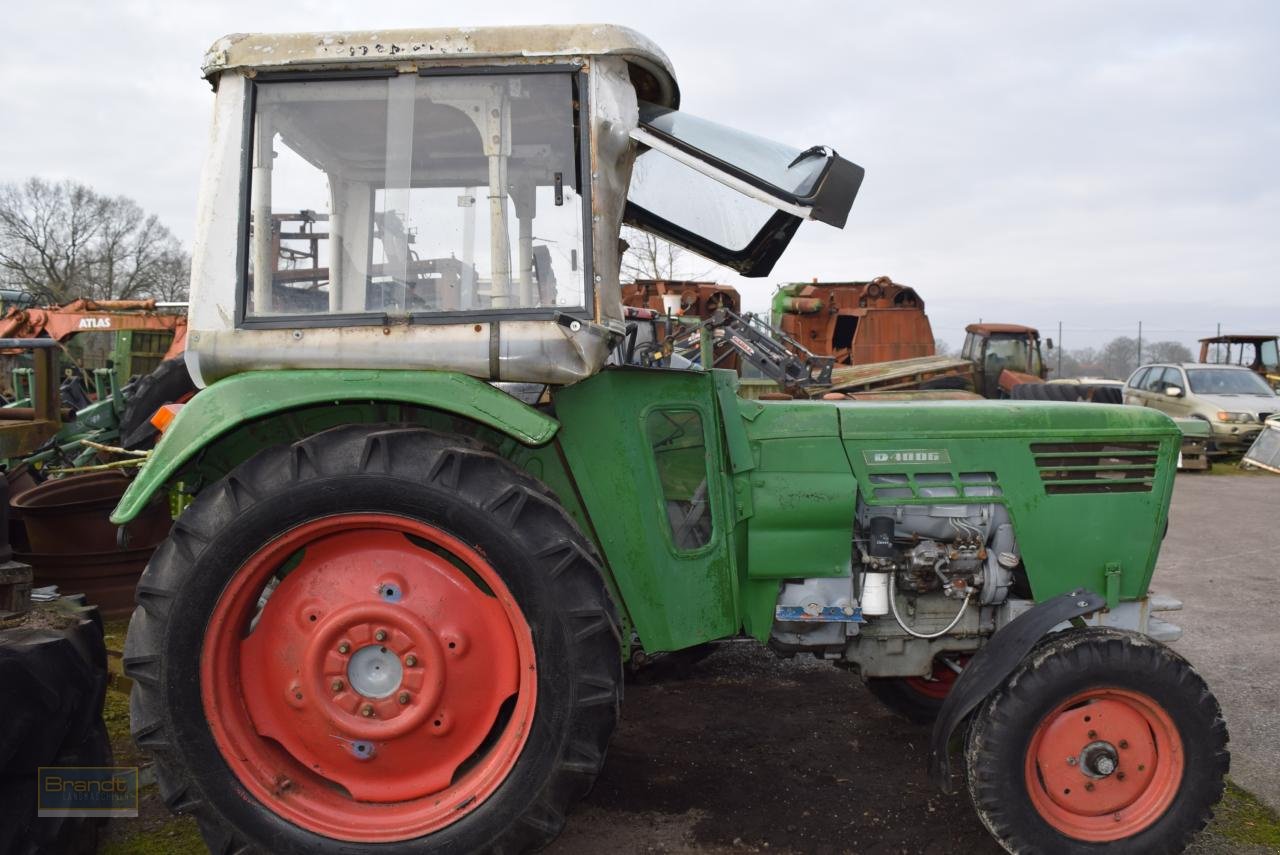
[966,322,1040,336]
[202,24,680,108]
[1198,334,1278,344]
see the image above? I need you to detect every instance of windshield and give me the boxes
[244,73,587,320]
[984,334,1038,375]
[1186,368,1276,396]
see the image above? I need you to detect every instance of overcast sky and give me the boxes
[2,1,1276,352]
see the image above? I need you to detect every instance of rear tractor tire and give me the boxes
[965,627,1228,855]
[123,424,622,853]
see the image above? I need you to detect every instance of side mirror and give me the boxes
[1165,385,1184,398]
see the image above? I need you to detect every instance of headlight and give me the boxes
[1215,411,1253,423]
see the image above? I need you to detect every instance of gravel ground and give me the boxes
[546,470,1280,854]
[1154,470,1280,811]
[548,641,1277,855]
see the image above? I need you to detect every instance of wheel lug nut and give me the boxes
[1085,783,1095,792]
[1066,757,1077,766]
[1118,740,1128,749]
[405,654,417,667]
[331,679,344,692]
[1087,730,1097,739]
[1117,772,1126,781]
[361,704,375,717]
[374,629,388,642]
[338,642,350,654]
[398,692,410,705]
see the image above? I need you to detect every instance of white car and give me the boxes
[1124,363,1278,450]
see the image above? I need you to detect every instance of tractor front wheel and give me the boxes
[123,425,621,853]
[965,627,1227,854]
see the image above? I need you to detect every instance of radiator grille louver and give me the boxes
[1031,441,1160,494]
[869,471,1002,500]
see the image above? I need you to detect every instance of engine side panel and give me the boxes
[835,400,1180,602]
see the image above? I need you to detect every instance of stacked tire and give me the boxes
[0,610,112,855]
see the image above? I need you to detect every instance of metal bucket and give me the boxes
[11,471,170,554]
[17,547,157,620]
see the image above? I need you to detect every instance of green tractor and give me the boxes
[114,26,1226,854]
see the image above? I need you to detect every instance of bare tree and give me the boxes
[0,177,190,304]
[620,226,715,283]
[1142,340,1193,365]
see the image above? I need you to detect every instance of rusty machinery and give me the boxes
[771,276,935,366]
[622,279,742,370]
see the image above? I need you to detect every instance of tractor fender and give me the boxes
[927,587,1108,793]
[109,369,559,524]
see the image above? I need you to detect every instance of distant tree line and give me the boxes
[1047,337,1192,381]
[935,335,1193,381]
[0,177,190,305]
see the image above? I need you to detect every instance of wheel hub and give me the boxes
[347,644,404,699]
[1079,740,1119,778]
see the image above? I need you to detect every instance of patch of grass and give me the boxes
[103,617,130,649]
[101,812,204,855]
[1210,779,1280,849]
[103,684,140,766]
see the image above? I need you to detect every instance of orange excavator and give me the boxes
[0,299,193,456]
[0,299,187,361]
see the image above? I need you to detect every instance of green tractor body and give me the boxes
[112,25,1226,855]
[116,366,1178,652]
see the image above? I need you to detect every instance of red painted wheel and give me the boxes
[867,654,968,724]
[966,628,1228,853]
[201,514,536,841]
[902,655,964,701]
[1024,688,1183,842]
[123,426,621,853]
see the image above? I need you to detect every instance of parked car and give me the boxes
[1124,362,1278,450]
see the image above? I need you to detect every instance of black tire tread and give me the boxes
[120,357,197,449]
[964,627,1228,855]
[124,424,621,854]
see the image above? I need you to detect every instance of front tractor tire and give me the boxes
[965,628,1228,855]
[123,425,621,854]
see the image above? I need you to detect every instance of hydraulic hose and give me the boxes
[888,573,973,640]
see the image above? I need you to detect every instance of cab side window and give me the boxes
[1145,367,1171,393]
[645,409,712,551]
[1128,367,1151,390]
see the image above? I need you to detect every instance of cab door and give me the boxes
[552,368,738,652]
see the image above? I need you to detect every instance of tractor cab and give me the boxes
[961,322,1048,398]
[1199,334,1280,389]
[186,26,861,387]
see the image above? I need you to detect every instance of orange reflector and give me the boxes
[150,403,185,433]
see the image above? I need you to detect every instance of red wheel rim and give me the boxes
[903,655,966,700]
[1024,687,1183,842]
[200,514,537,842]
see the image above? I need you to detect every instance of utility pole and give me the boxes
[1137,321,1143,370]
[1057,320,1063,376]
